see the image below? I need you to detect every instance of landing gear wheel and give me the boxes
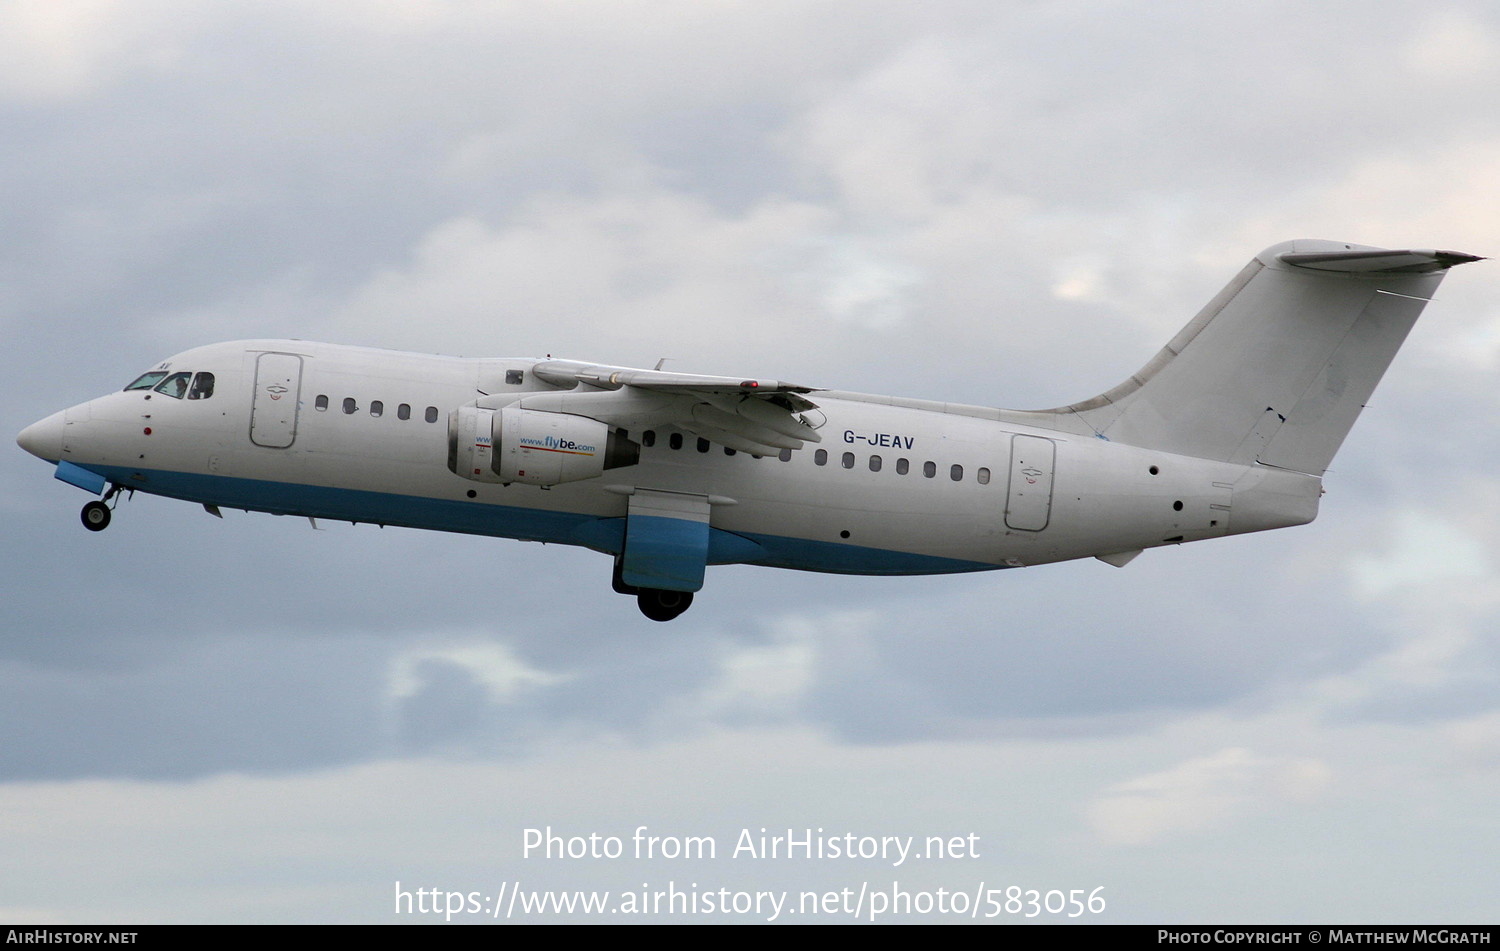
[81,500,111,532]
[637,589,693,622]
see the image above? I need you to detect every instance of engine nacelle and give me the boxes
[448,405,505,482]
[448,405,639,486]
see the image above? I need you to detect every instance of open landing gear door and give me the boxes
[621,489,711,593]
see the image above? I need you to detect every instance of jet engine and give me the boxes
[448,405,639,486]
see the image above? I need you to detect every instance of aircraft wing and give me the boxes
[519,360,825,453]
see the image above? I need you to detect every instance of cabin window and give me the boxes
[643,430,656,447]
[343,398,358,414]
[506,370,524,385]
[397,403,411,420]
[869,455,882,472]
[425,406,438,423]
[950,464,963,482]
[841,452,855,469]
[778,448,792,462]
[896,458,909,475]
[815,449,828,466]
[315,395,329,411]
[124,371,168,391]
[187,372,215,400]
[724,447,736,456]
[923,461,936,479]
[370,400,383,418]
[697,438,710,453]
[153,372,192,399]
[669,432,683,450]
[977,467,991,485]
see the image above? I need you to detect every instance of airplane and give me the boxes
[17,239,1481,620]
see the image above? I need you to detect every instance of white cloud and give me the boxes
[0,0,195,103]
[1348,510,1492,599]
[789,34,1005,222]
[1402,12,1499,84]
[689,634,816,720]
[387,638,569,704]
[1325,498,1500,699]
[320,192,851,361]
[783,236,923,330]
[1086,747,1332,847]
[1443,711,1500,765]
[1223,141,1500,271]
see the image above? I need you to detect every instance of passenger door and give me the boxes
[249,352,303,448]
[1005,434,1055,531]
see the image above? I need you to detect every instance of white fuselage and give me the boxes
[29,339,1321,577]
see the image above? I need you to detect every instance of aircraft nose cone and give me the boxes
[17,410,65,462]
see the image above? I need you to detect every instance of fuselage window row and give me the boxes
[629,429,992,483]
[789,446,993,484]
[312,396,433,422]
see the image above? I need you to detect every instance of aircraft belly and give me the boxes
[79,462,994,574]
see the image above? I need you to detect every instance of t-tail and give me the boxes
[1046,239,1483,474]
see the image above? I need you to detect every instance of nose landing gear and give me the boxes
[80,484,127,532]
[81,500,111,532]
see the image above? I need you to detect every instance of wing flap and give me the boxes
[521,360,824,450]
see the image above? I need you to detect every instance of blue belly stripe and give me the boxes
[74,463,1000,577]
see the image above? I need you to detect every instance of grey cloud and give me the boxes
[0,632,389,781]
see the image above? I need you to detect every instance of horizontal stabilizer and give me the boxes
[1279,248,1484,274]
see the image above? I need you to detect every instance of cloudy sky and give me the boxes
[4,0,1499,924]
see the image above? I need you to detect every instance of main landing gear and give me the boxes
[80,484,127,532]
[636,589,694,623]
[613,556,696,621]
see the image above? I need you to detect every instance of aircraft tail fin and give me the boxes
[1049,240,1481,474]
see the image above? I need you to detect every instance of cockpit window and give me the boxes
[125,371,168,391]
[188,372,215,400]
[154,372,193,399]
